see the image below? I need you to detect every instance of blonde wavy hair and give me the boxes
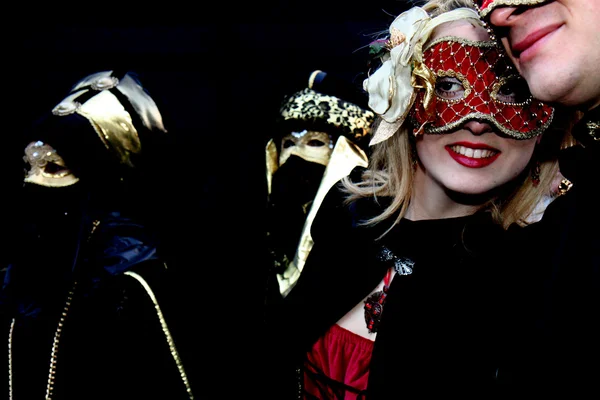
[341,0,577,234]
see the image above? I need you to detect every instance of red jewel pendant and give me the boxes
[364,252,414,333]
[363,284,389,333]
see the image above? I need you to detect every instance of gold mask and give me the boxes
[23,141,79,187]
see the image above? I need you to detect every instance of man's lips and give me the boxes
[511,24,562,56]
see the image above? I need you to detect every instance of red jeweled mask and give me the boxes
[411,37,553,139]
[476,0,549,19]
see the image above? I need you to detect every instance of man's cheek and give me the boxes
[501,37,521,71]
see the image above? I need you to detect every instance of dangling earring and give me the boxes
[530,159,541,187]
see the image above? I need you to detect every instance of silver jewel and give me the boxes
[377,246,415,275]
[52,101,81,116]
[91,76,119,91]
[394,257,415,275]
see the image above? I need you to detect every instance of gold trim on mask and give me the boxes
[434,69,473,103]
[490,75,532,106]
[425,36,499,50]
[424,109,553,139]
[477,0,549,19]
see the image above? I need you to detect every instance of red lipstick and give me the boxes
[445,142,500,168]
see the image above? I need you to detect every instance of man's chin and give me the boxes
[525,72,585,107]
[501,38,563,103]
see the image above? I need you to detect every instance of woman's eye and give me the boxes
[435,77,465,100]
[496,77,531,103]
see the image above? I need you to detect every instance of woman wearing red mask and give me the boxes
[264,0,585,398]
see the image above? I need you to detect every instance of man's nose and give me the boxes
[489,6,519,27]
[463,120,493,136]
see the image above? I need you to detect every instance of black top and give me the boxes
[265,187,512,399]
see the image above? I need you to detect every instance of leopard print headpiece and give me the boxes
[278,88,375,143]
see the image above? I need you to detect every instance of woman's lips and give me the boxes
[446,143,500,168]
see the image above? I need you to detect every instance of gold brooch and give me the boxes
[557,178,573,196]
[586,121,599,141]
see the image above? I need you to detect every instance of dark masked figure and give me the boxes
[265,70,375,304]
[0,71,195,400]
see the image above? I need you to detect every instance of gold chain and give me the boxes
[45,281,78,400]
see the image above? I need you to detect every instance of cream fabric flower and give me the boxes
[364,7,430,125]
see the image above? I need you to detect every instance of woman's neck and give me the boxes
[406,171,485,221]
[404,196,481,221]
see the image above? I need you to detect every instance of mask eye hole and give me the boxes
[492,75,532,105]
[307,139,326,147]
[44,162,69,175]
[282,139,296,148]
[435,77,465,100]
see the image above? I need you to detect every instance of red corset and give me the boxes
[304,324,374,399]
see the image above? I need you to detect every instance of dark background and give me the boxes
[6,0,411,395]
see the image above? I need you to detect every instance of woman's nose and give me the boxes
[463,120,493,136]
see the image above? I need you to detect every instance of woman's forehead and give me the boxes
[432,20,489,42]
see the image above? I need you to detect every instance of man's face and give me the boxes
[485,0,600,109]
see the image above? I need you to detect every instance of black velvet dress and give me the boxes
[265,185,515,399]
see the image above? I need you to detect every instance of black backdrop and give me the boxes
[6,1,411,395]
